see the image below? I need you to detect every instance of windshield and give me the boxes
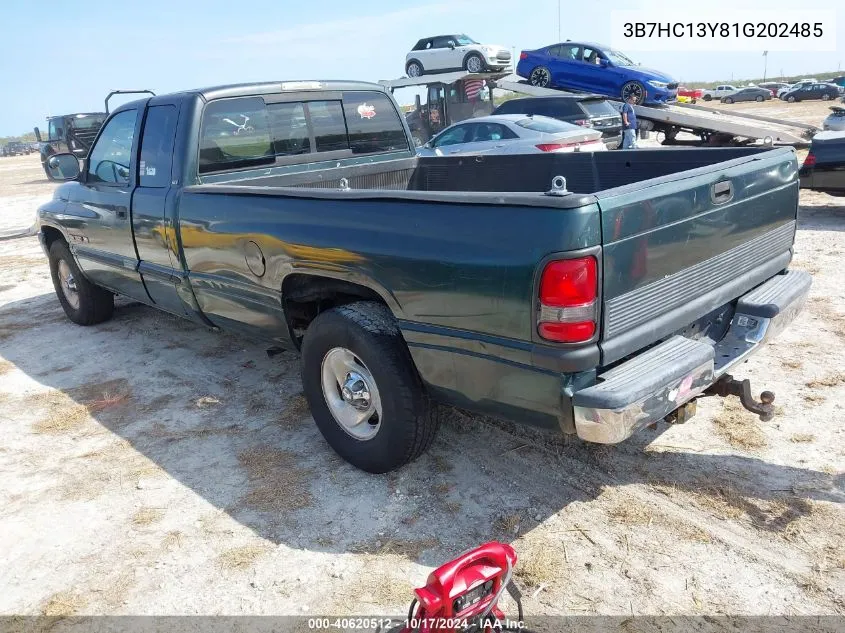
[605,49,636,66]
[455,34,478,45]
[71,114,107,130]
[515,117,577,133]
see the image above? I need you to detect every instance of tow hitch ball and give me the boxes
[704,374,776,422]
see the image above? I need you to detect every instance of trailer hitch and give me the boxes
[704,374,776,422]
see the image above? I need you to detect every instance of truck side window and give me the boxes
[87,109,136,185]
[341,92,409,155]
[48,119,62,141]
[199,97,274,174]
[139,105,178,187]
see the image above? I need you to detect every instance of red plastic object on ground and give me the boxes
[400,541,521,633]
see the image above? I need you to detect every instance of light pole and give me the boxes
[762,51,768,82]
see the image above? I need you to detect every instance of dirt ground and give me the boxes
[0,110,843,622]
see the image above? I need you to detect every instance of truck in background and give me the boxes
[34,90,154,177]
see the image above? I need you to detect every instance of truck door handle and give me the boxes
[711,180,733,204]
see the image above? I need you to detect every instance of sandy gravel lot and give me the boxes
[0,122,843,624]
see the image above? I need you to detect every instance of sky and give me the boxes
[1,0,843,135]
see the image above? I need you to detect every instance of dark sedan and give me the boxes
[782,83,839,102]
[799,131,845,195]
[721,87,772,104]
[492,95,623,148]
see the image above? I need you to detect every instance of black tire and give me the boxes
[787,95,797,103]
[723,97,733,104]
[621,81,646,105]
[464,52,485,73]
[822,93,832,101]
[406,60,424,78]
[48,240,113,325]
[300,301,438,473]
[755,95,764,102]
[529,66,551,87]
[703,94,712,101]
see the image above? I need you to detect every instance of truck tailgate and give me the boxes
[596,147,798,366]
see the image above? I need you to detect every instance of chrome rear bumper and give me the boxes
[573,270,811,444]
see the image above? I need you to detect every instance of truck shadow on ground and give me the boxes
[1,292,842,567]
[799,200,845,232]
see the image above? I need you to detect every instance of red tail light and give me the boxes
[519,52,528,60]
[538,257,598,343]
[803,153,816,168]
[536,139,601,152]
[573,119,594,127]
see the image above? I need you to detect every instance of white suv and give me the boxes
[405,35,511,77]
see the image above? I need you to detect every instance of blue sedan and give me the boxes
[516,42,678,105]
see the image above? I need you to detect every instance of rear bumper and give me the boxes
[572,270,811,444]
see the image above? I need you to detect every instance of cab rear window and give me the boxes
[199,91,408,174]
[199,97,274,174]
[341,92,409,155]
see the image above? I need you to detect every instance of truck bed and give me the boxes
[187,147,798,369]
[199,146,777,195]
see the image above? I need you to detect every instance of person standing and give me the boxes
[621,94,638,149]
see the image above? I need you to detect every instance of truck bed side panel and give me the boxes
[176,190,602,425]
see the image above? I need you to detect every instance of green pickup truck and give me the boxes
[37,80,810,472]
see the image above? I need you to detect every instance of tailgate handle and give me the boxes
[711,180,734,204]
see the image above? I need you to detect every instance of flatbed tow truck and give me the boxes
[382,71,817,147]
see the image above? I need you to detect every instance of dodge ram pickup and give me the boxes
[37,80,811,473]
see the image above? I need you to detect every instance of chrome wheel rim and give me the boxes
[467,56,483,73]
[408,63,421,77]
[530,67,550,87]
[57,259,79,310]
[321,347,382,440]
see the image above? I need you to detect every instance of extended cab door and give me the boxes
[66,107,150,301]
[131,98,201,320]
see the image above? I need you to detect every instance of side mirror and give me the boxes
[34,127,42,142]
[447,42,455,49]
[45,153,81,181]
[599,58,609,67]
[415,94,422,109]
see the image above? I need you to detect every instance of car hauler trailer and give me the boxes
[493,77,815,146]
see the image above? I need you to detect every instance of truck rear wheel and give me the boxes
[300,301,438,473]
[48,240,114,325]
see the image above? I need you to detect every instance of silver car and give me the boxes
[417,114,606,157]
[823,106,845,131]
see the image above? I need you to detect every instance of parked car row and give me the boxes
[691,79,842,105]
[0,141,34,157]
